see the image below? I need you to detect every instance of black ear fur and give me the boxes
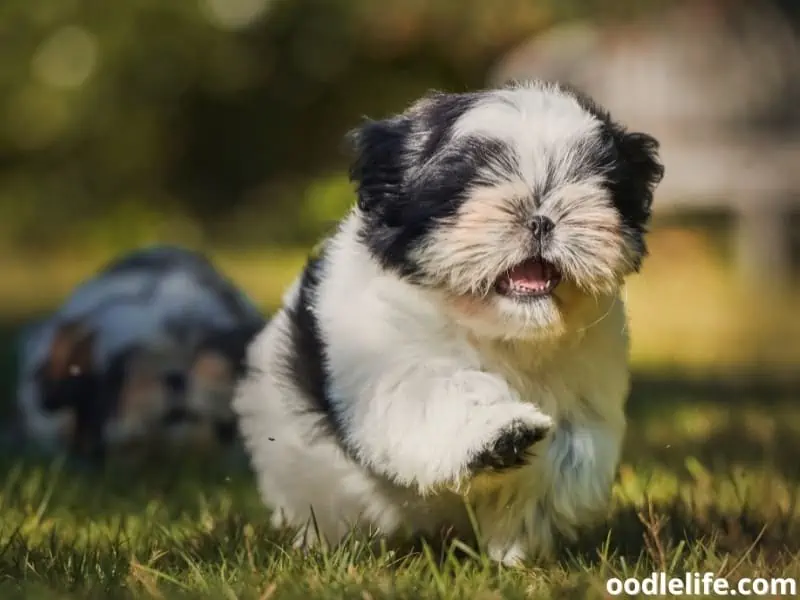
[560,80,664,228]
[42,322,96,383]
[604,124,665,233]
[347,90,482,216]
[347,116,412,214]
[618,131,664,214]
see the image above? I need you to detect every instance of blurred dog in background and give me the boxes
[15,245,266,463]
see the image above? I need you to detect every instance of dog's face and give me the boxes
[34,323,251,462]
[350,81,664,339]
[104,323,258,458]
[104,337,193,454]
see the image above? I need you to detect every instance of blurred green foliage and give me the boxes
[0,0,672,252]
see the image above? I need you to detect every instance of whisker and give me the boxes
[576,294,618,334]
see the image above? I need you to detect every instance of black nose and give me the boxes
[530,215,554,239]
[164,372,187,394]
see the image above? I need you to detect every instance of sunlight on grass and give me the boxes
[1,394,799,598]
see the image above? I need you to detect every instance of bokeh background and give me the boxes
[0,0,799,491]
[1,0,800,595]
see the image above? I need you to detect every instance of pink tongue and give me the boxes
[508,260,548,290]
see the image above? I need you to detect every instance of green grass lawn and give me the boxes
[0,229,799,598]
[1,374,799,598]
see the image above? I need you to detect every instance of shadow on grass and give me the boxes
[626,373,800,480]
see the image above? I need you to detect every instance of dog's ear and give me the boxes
[39,321,97,413]
[44,321,96,381]
[347,116,412,214]
[616,130,665,218]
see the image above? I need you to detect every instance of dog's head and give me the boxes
[350,80,664,340]
[32,321,254,463]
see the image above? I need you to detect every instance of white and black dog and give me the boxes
[16,245,265,463]
[234,80,664,564]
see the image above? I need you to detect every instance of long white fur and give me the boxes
[236,220,630,564]
[235,84,642,564]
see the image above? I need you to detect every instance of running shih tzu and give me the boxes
[234,80,664,564]
[16,245,265,463]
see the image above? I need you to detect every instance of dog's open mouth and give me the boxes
[495,258,561,299]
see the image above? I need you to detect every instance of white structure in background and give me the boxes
[490,1,800,284]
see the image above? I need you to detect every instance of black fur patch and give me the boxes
[38,368,96,413]
[357,135,521,281]
[350,91,530,281]
[414,91,485,162]
[348,116,412,215]
[102,346,137,406]
[280,248,349,444]
[467,419,550,473]
[39,364,108,461]
[560,83,665,263]
[350,93,479,276]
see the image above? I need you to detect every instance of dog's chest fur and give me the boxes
[457,304,630,556]
[465,300,630,423]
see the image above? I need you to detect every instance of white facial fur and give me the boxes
[410,85,641,340]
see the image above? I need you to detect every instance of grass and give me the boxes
[1,381,799,599]
[0,224,798,598]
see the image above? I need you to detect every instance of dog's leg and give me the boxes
[539,418,624,538]
[479,417,623,564]
[339,369,553,494]
[487,540,528,567]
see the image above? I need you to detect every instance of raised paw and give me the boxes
[468,419,550,473]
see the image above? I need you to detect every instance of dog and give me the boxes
[234,80,664,564]
[16,245,265,463]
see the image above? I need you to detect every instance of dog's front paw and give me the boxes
[468,417,551,473]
